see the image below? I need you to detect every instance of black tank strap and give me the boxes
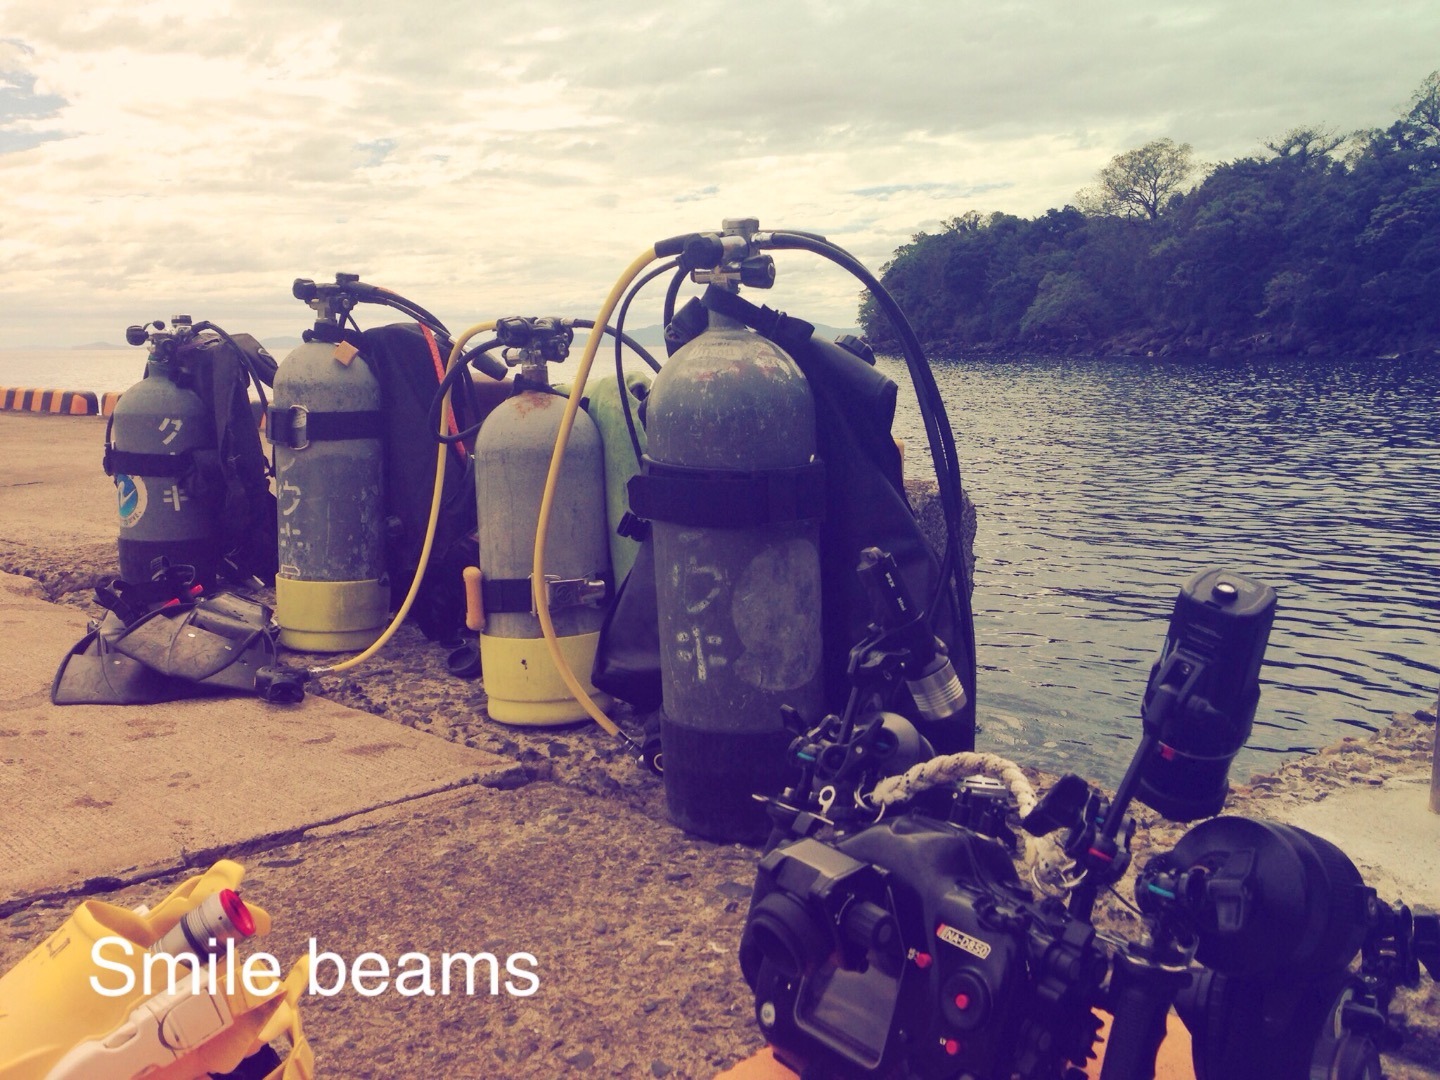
[103,446,194,478]
[267,406,385,448]
[480,577,535,615]
[628,456,826,529]
[481,574,612,614]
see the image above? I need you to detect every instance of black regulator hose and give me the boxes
[459,339,510,382]
[428,338,503,443]
[608,260,678,465]
[766,230,977,710]
[766,231,968,536]
[662,262,688,336]
[767,232,965,528]
[345,282,451,340]
[566,317,662,374]
[426,319,659,451]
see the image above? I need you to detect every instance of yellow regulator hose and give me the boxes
[308,320,498,676]
[532,248,658,744]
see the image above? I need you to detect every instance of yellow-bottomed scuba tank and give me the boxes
[0,860,311,1080]
[475,316,613,724]
[107,317,221,587]
[632,221,826,842]
[270,276,389,652]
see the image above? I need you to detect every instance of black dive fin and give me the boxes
[108,593,279,693]
[52,592,299,704]
[51,616,197,705]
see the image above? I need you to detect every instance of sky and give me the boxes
[1,0,1438,347]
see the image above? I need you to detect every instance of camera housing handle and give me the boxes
[1100,947,1192,1080]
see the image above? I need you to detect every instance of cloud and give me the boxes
[673,185,719,204]
[0,38,68,153]
[851,181,1014,202]
[0,0,1437,344]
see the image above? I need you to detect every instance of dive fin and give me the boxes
[52,592,298,704]
[50,616,194,705]
[109,593,279,693]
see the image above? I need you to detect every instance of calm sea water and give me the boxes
[5,347,1436,787]
[880,353,1440,786]
[0,348,153,394]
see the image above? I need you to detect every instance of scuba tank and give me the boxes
[536,221,977,835]
[108,317,221,587]
[631,222,827,842]
[474,316,613,725]
[270,276,389,652]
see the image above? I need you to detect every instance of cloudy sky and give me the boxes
[2,0,1437,346]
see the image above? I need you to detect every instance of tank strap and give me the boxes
[481,577,535,614]
[481,574,611,614]
[628,457,826,529]
[103,446,195,478]
[267,405,385,449]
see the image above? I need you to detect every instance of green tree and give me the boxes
[1019,271,1103,339]
[862,67,1440,357]
[1407,69,1440,141]
[1080,138,1197,221]
[1265,127,1346,168]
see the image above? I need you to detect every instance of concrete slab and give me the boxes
[1278,775,1440,905]
[0,412,115,547]
[0,571,506,907]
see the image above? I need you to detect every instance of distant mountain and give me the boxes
[813,322,863,342]
[72,341,126,350]
[581,322,862,351]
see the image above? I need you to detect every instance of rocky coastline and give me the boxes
[901,331,1440,363]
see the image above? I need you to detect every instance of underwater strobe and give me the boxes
[270,276,389,652]
[474,316,614,724]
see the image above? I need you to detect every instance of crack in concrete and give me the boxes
[0,772,503,918]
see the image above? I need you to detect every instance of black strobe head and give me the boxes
[1168,816,1370,977]
[1135,568,1277,821]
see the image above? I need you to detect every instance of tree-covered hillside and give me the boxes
[862,72,1440,359]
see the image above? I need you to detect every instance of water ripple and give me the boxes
[883,353,1440,786]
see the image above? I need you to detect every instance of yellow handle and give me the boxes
[463,566,484,632]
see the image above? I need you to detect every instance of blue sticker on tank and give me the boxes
[117,473,147,528]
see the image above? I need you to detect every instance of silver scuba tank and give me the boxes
[474,318,613,724]
[640,309,825,843]
[269,332,388,652]
[108,318,219,587]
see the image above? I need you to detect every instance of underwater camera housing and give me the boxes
[740,563,1439,1079]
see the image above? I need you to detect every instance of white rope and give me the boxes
[870,752,1038,813]
[868,752,1076,896]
